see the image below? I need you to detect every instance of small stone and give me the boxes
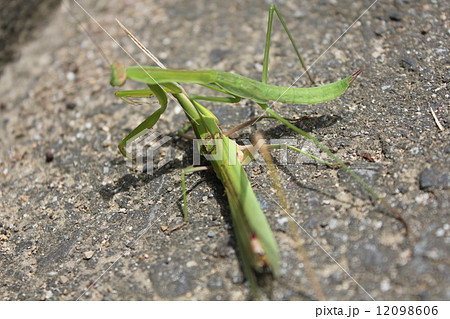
[277,217,288,226]
[425,249,440,260]
[231,270,243,284]
[294,10,308,18]
[207,232,215,238]
[380,278,391,292]
[83,251,95,260]
[435,229,444,237]
[161,225,168,232]
[389,12,402,21]
[419,168,450,190]
[66,102,76,110]
[400,57,417,71]
[66,72,76,81]
[186,260,197,268]
[421,23,432,35]
[45,290,53,300]
[415,193,430,204]
[45,151,54,163]
[304,219,318,229]
[329,218,338,230]
[374,20,387,36]
[209,49,231,64]
[60,275,69,283]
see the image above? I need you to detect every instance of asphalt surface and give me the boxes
[0,0,448,300]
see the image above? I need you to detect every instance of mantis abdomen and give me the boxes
[124,66,359,106]
[215,71,357,104]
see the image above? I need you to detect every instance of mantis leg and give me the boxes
[177,123,195,140]
[254,133,325,300]
[115,87,177,105]
[262,5,314,84]
[224,115,313,137]
[115,89,155,105]
[189,94,240,103]
[239,139,334,167]
[266,144,335,167]
[258,102,409,233]
[189,83,241,103]
[117,84,168,158]
[181,166,211,220]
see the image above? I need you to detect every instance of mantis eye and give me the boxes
[110,62,127,87]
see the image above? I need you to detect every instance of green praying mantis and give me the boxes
[108,5,407,296]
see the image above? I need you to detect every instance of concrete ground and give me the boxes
[0,0,448,300]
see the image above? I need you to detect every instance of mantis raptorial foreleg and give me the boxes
[116,82,169,159]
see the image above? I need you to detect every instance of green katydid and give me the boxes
[110,5,407,296]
